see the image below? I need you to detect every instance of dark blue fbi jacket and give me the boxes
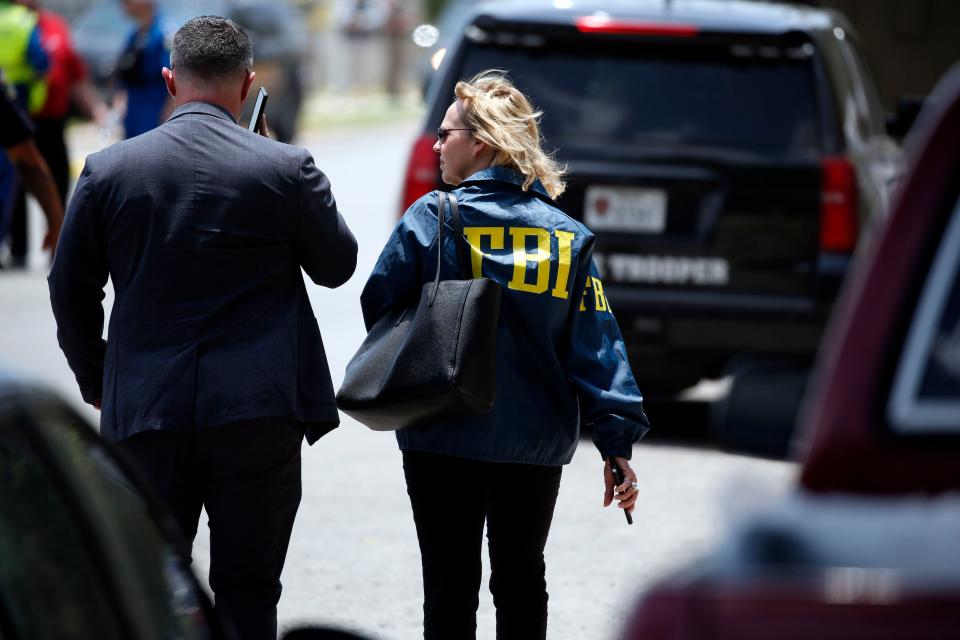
[360,167,650,465]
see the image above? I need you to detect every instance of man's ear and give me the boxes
[162,67,176,98]
[240,70,255,103]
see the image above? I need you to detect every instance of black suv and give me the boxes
[401,0,903,393]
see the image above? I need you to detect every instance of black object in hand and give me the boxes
[248,87,268,133]
[610,459,633,525]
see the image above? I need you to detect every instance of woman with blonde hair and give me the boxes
[360,70,650,639]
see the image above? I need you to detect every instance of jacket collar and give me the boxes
[459,166,550,198]
[166,101,238,124]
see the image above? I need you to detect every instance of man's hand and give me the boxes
[93,399,102,411]
[257,113,271,139]
[603,456,639,516]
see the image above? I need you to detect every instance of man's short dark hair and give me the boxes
[170,15,253,80]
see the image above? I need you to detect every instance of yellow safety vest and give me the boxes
[0,4,48,114]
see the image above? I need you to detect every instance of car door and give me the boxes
[0,390,222,640]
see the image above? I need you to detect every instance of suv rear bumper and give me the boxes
[609,286,833,384]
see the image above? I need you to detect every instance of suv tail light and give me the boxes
[575,16,698,37]
[820,156,858,253]
[400,133,440,216]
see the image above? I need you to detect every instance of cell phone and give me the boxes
[609,459,633,525]
[248,86,268,133]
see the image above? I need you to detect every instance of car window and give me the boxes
[456,40,823,158]
[26,401,213,640]
[888,192,960,432]
[0,405,125,640]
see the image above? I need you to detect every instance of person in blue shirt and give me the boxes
[116,0,171,138]
[360,70,651,640]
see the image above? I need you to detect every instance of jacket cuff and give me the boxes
[76,374,102,406]
[591,413,651,460]
[305,421,339,445]
[79,385,101,406]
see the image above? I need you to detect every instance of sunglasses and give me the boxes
[437,127,474,142]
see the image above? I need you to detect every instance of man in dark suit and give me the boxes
[48,16,357,640]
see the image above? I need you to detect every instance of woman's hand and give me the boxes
[603,457,639,516]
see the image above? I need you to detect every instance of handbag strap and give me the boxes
[430,191,472,306]
[445,192,473,280]
[429,192,446,305]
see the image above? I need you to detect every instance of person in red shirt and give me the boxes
[7,0,106,267]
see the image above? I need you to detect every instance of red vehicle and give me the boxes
[622,63,960,639]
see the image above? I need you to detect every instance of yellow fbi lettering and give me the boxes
[463,227,575,299]
[580,276,610,313]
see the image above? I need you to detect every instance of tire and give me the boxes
[710,356,812,459]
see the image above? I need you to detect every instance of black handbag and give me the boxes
[336,192,501,431]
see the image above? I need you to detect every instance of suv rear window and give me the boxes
[457,39,823,158]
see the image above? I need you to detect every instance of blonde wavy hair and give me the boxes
[454,70,567,199]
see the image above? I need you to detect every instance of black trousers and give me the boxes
[34,118,71,203]
[118,417,303,640]
[7,118,70,265]
[402,451,562,640]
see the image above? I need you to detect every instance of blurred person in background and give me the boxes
[49,16,356,640]
[7,0,108,268]
[0,0,48,111]
[116,0,172,138]
[383,0,412,98]
[0,0,49,268]
[360,71,650,640]
[0,73,62,261]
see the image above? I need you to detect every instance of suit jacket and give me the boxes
[49,101,357,444]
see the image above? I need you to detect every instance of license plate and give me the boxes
[584,186,667,233]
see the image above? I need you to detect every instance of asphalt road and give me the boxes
[0,119,794,640]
